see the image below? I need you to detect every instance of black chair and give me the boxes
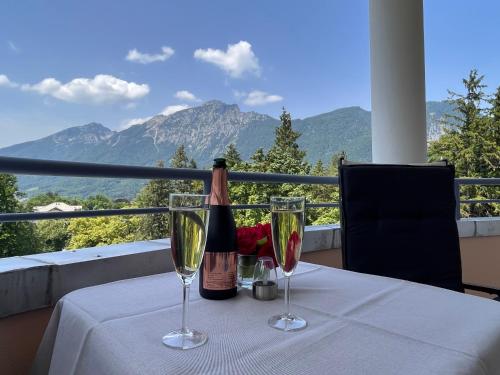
[338,158,499,299]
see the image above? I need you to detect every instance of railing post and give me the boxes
[454,180,461,220]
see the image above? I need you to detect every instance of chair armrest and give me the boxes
[463,283,500,296]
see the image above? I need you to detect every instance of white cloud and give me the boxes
[8,41,20,53]
[120,116,153,129]
[120,104,190,130]
[242,90,283,106]
[126,46,174,64]
[174,90,200,102]
[194,41,261,78]
[21,74,149,104]
[0,74,18,88]
[160,104,190,116]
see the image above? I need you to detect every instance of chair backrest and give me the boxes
[338,159,464,292]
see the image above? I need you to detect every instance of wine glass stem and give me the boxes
[284,276,291,317]
[182,284,190,333]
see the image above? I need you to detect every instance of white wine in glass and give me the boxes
[162,194,209,350]
[268,196,307,332]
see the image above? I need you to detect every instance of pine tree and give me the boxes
[311,159,326,175]
[249,148,266,171]
[224,143,243,170]
[266,108,311,204]
[429,70,499,216]
[170,145,189,167]
[447,69,486,131]
[307,158,341,225]
[231,109,317,226]
[266,108,309,175]
[232,148,269,226]
[487,87,500,172]
[170,145,197,194]
[222,108,344,227]
[490,86,500,124]
[328,151,346,176]
[135,145,201,239]
[135,160,171,240]
[310,160,330,201]
[223,144,249,220]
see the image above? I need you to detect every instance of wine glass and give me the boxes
[162,194,210,350]
[268,196,307,332]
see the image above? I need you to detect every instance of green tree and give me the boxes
[0,174,39,257]
[487,86,500,171]
[306,158,341,225]
[83,195,116,210]
[67,215,142,249]
[265,108,311,211]
[225,109,343,227]
[224,146,265,226]
[230,109,318,226]
[224,144,249,211]
[113,198,131,208]
[250,148,266,168]
[327,151,346,176]
[170,145,199,193]
[491,86,500,121]
[224,143,244,169]
[36,220,70,251]
[135,160,171,240]
[429,70,499,216]
[135,145,201,239]
[266,108,310,176]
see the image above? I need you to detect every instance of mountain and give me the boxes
[426,100,455,141]
[295,106,372,162]
[0,100,454,198]
[0,122,116,161]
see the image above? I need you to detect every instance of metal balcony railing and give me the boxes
[0,156,498,222]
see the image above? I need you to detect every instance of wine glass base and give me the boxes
[162,328,208,350]
[268,313,307,332]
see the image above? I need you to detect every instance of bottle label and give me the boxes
[202,252,237,290]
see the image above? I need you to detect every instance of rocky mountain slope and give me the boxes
[0,100,454,198]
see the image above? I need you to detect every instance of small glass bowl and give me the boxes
[252,256,278,300]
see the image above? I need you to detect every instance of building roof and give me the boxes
[33,202,83,213]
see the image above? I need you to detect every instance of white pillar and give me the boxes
[370,0,427,163]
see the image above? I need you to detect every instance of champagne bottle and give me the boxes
[199,158,238,299]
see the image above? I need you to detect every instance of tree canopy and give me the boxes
[0,174,39,257]
[429,69,499,217]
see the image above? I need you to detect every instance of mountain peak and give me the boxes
[47,122,114,145]
[76,122,111,132]
[201,99,239,110]
[55,122,113,136]
[201,99,226,107]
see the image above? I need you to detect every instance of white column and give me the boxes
[370,0,427,163]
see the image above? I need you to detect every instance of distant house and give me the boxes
[33,202,83,213]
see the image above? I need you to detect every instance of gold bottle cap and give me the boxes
[208,160,230,205]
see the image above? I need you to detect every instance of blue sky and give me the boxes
[1,0,500,147]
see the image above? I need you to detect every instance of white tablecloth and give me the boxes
[32,263,500,375]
